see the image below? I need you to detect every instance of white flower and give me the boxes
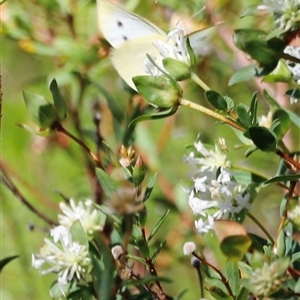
[195,215,214,234]
[183,242,196,255]
[58,199,103,237]
[144,24,191,76]
[111,245,124,260]
[32,227,91,285]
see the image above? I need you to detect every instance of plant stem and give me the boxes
[246,212,274,244]
[191,72,210,91]
[192,252,234,299]
[179,98,245,131]
[53,122,103,169]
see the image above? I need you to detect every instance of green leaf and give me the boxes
[240,4,263,17]
[271,109,291,140]
[143,173,157,203]
[249,92,258,125]
[95,168,118,197]
[229,64,257,86]
[135,236,150,258]
[233,29,284,66]
[0,255,19,272]
[208,287,232,300]
[70,220,89,249]
[214,220,251,261]
[237,104,251,128]
[162,58,191,81]
[247,126,277,152]
[92,235,115,300]
[129,105,178,127]
[205,90,228,111]
[263,60,292,83]
[236,287,249,300]
[220,235,252,261]
[186,37,196,69]
[285,88,300,99]
[263,89,281,111]
[225,261,240,296]
[263,173,300,185]
[49,281,71,298]
[133,75,182,108]
[148,209,170,242]
[151,240,166,262]
[49,79,67,121]
[23,90,57,128]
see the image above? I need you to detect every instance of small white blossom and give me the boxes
[183,242,196,255]
[32,228,91,285]
[111,245,124,260]
[59,199,103,237]
[195,215,214,234]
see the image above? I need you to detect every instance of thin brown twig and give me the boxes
[192,251,234,299]
[1,161,57,225]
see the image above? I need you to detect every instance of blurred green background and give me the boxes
[1,0,299,299]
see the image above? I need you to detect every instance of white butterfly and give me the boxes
[97,0,216,91]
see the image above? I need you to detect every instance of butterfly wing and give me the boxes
[111,35,165,90]
[186,26,217,56]
[97,0,166,48]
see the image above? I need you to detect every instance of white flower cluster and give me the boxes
[143,25,190,76]
[32,199,103,286]
[184,138,251,234]
[59,199,103,237]
[258,0,300,31]
[283,46,300,104]
[32,226,91,285]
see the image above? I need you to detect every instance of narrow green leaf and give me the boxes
[186,37,196,69]
[129,106,178,127]
[92,235,115,300]
[237,287,250,300]
[263,173,300,185]
[225,261,240,296]
[148,209,170,242]
[95,168,118,196]
[49,79,67,121]
[249,92,258,125]
[0,255,19,272]
[263,89,281,110]
[135,236,150,257]
[143,173,157,203]
[151,240,166,262]
[247,126,277,152]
